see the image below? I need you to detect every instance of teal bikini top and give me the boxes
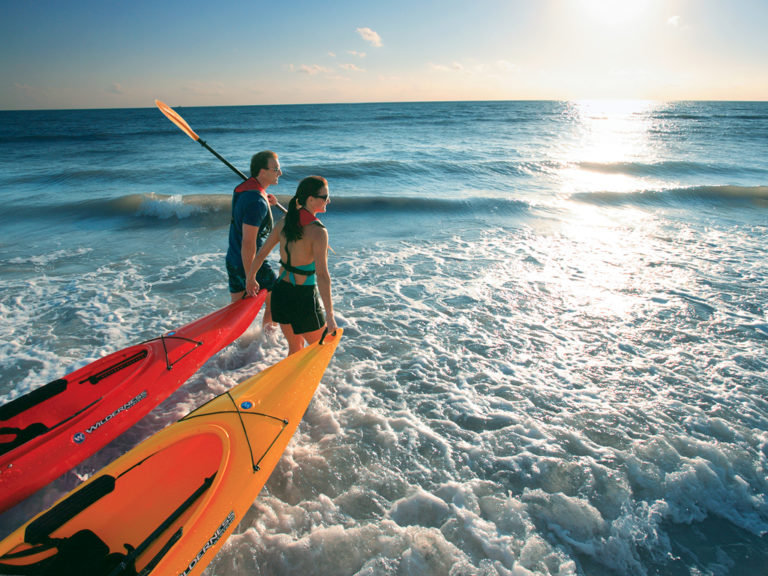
[278,252,316,286]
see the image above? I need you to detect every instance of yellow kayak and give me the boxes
[0,329,342,576]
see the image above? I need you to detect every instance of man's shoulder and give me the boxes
[235,190,268,210]
[235,192,268,227]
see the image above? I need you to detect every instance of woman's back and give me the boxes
[280,222,319,267]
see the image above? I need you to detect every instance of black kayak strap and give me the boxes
[0,379,67,421]
[107,473,216,576]
[27,475,117,544]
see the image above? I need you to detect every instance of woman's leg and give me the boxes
[262,292,274,327]
[301,325,328,346]
[280,323,306,356]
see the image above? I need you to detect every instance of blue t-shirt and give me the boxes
[225,187,273,275]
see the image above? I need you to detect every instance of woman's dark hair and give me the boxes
[250,150,277,176]
[283,176,328,242]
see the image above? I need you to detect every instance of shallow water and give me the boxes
[1,101,767,575]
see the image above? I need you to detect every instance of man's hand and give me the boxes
[246,277,260,298]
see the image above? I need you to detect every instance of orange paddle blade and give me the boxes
[155,99,199,141]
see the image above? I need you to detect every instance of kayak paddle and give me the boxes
[155,99,287,214]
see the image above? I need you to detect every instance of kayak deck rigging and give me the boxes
[0,334,205,459]
[180,390,290,472]
[146,333,203,371]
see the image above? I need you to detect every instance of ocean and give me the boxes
[0,100,766,575]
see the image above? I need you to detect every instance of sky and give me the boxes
[1,0,767,110]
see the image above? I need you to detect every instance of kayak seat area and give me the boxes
[1,470,217,576]
[0,476,135,574]
[0,379,68,423]
[0,529,137,576]
[0,422,49,457]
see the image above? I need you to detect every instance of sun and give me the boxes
[579,0,650,26]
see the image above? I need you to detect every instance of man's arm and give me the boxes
[246,224,281,297]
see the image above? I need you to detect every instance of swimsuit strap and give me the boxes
[277,213,323,285]
[278,243,316,285]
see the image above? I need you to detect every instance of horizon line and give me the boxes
[2,97,767,113]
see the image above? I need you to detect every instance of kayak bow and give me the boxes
[0,328,342,576]
[0,293,266,513]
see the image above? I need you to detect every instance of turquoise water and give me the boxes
[1,101,767,575]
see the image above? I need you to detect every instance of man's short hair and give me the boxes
[250,150,277,176]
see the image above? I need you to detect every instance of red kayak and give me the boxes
[0,292,266,514]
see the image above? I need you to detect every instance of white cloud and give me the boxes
[328,51,337,58]
[14,83,38,97]
[357,27,382,47]
[430,62,465,72]
[496,60,517,72]
[290,64,331,75]
[181,82,226,95]
[348,50,367,59]
[108,82,125,95]
[667,15,681,27]
[340,63,365,72]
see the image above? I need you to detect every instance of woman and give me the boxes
[247,175,337,355]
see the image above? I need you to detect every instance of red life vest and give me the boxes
[234,177,267,199]
[299,208,320,227]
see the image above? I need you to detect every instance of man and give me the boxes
[225,150,281,325]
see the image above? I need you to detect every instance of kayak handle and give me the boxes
[319,328,337,345]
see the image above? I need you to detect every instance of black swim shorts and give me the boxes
[271,280,326,334]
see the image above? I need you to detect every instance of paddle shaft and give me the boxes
[198,138,287,214]
[198,138,247,181]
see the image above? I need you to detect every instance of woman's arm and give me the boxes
[312,226,337,333]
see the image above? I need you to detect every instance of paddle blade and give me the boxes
[155,100,199,142]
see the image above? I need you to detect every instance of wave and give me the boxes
[9,186,761,231]
[572,186,768,208]
[4,193,533,227]
[576,160,768,179]
[293,157,763,183]
[4,163,229,188]
[1,133,117,144]
[0,128,189,145]
[15,183,765,226]
[657,113,708,120]
[290,158,552,181]
[713,114,768,121]
[129,193,531,218]
[86,193,232,221]
[3,156,547,190]
[291,160,412,179]
[651,109,768,122]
